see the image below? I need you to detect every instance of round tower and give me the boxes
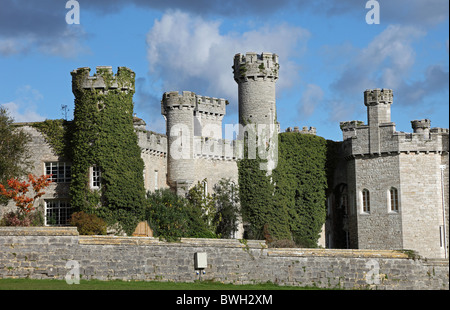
[233,52,279,130]
[70,66,147,230]
[411,119,431,139]
[161,91,196,195]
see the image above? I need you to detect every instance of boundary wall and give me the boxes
[0,228,448,290]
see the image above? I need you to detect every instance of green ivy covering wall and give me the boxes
[238,132,328,247]
[69,68,146,235]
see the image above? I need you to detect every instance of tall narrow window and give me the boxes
[390,187,399,212]
[90,166,101,189]
[202,180,208,198]
[154,170,159,191]
[362,189,370,213]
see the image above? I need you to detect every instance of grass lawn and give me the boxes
[0,278,324,290]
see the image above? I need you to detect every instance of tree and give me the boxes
[146,189,216,241]
[0,107,31,204]
[0,174,52,226]
[187,179,218,232]
[213,178,240,239]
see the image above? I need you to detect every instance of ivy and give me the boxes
[32,119,73,158]
[238,133,328,247]
[69,69,146,235]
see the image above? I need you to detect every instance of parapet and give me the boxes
[194,137,243,161]
[71,66,135,93]
[196,95,228,116]
[364,89,393,107]
[161,91,228,117]
[233,52,279,83]
[136,130,168,158]
[285,126,317,135]
[340,121,367,141]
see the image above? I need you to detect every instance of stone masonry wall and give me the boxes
[354,155,403,251]
[1,126,68,218]
[0,228,448,290]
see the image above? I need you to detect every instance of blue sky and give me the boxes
[0,0,448,141]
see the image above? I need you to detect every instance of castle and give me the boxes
[2,53,448,259]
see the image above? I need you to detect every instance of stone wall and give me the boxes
[1,125,68,218]
[0,227,447,290]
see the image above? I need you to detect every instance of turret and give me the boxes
[233,52,279,174]
[71,66,135,94]
[364,89,394,154]
[233,52,279,130]
[364,88,393,125]
[161,91,196,196]
[411,119,431,139]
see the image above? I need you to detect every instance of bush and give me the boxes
[0,212,31,226]
[146,189,216,241]
[69,211,107,235]
[0,211,44,227]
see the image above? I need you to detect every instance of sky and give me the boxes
[0,0,448,142]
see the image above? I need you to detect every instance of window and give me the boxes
[390,187,399,212]
[202,180,208,198]
[362,189,370,213]
[90,166,101,189]
[45,162,71,183]
[45,200,72,226]
[154,170,159,191]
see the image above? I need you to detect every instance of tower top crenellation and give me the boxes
[161,91,228,117]
[71,66,135,93]
[364,88,393,107]
[233,52,279,83]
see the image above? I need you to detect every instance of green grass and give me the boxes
[0,278,324,290]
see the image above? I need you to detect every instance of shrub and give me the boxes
[69,211,107,235]
[146,189,216,241]
[0,212,31,227]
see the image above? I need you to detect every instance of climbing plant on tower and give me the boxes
[69,67,147,235]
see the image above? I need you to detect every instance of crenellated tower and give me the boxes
[161,91,196,195]
[233,52,279,131]
[364,88,394,154]
[70,66,146,233]
[161,91,230,195]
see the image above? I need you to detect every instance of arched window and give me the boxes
[362,189,370,213]
[390,187,399,212]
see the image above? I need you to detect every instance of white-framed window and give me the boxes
[389,187,399,212]
[90,166,101,189]
[45,200,72,226]
[362,189,370,214]
[45,162,72,183]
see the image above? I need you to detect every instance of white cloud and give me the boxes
[146,11,310,111]
[332,25,425,94]
[0,86,46,123]
[299,84,324,119]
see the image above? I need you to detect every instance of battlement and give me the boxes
[233,52,279,82]
[161,91,228,117]
[285,126,317,135]
[161,91,196,115]
[196,95,228,116]
[193,136,242,161]
[136,129,168,157]
[364,88,393,107]
[71,66,135,92]
[341,120,449,157]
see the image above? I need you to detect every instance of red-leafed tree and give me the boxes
[0,174,52,216]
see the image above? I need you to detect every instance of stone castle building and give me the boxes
[2,53,448,259]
